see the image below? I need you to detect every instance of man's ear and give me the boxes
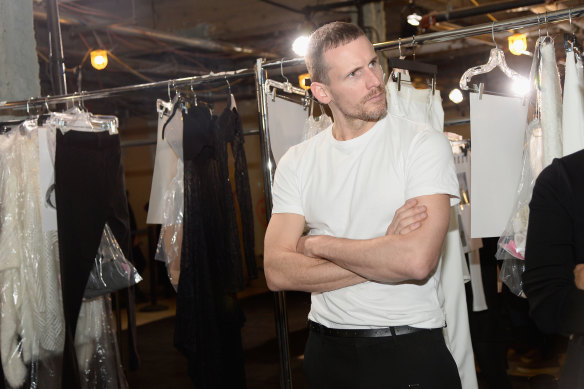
[310,82,331,105]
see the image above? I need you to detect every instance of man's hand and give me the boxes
[385,198,427,236]
[574,264,584,290]
[297,199,428,257]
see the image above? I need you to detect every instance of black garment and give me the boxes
[303,327,461,389]
[523,149,584,388]
[466,238,512,389]
[55,130,137,388]
[217,107,257,280]
[175,105,253,388]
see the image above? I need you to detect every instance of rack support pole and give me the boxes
[255,58,293,389]
[46,0,67,96]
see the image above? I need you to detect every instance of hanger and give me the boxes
[564,9,582,58]
[225,76,237,111]
[459,21,523,98]
[49,92,118,134]
[389,36,437,94]
[190,82,198,107]
[37,96,52,126]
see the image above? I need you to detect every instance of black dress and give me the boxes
[174,104,256,389]
[523,149,584,388]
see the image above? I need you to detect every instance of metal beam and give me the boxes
[421,0,546,28]
[33,10,280,59]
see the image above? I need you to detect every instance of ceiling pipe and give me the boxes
[106,24,280,59]
[34,11,279,59]
[45,0,67,95]
[420,0,549,29]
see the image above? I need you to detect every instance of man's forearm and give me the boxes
[302,234,428,282]
[301,195,450,282]
[264,250,366,293]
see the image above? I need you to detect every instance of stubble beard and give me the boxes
[342,86,388,122]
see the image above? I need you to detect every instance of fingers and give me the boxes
[396,208,427,234]
[386,200,428,235]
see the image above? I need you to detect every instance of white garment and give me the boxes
[537,38,563,165]
[147,99,183,224]
[467,249,488,311]
[562,49,584,156]
[272,113,459,329]
[0,124,65,388]
[302,113,332,141]
[386,71,444,131]
[387,77,479,389]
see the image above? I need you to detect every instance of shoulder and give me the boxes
[531,152,584,213]
[278,127,329,167]
[537,150,584,191]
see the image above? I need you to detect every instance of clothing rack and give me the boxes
[255,6,584,389]
[120,129,260,148]
[0,68,255,111]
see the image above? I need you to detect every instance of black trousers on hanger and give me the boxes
[55,130,138,388]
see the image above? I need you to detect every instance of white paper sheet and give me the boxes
[266,96,308,164]
[469,92,528,238]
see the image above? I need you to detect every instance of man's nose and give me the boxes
[365,68,382,89]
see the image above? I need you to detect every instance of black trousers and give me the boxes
[304,327,461,389]
[55,130,137,388]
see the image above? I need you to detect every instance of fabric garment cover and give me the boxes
[176,104,256,388]
[386,75,478,389]
[562,49,584,156]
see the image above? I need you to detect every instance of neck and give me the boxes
[330,111,379,141]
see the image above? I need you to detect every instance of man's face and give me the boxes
[322,36,387,122]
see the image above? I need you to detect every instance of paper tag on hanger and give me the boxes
[38,127,58,232]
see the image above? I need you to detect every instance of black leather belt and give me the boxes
[307,320,428,338]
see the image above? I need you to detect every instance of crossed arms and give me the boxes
[264,194,451,293]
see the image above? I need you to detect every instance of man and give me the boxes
[523,149,584,389]
[264,22,461,388]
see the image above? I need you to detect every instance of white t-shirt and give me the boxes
[271,113,460,329]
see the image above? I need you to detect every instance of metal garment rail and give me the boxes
[255,6,584,389]
[260,5,584,71]
[0,68,256,110]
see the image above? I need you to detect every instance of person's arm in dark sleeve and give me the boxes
[523,161,584,335]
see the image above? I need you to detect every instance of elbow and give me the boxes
[407,251,440,281]
[264,272,284,291]
[263,253,286,291]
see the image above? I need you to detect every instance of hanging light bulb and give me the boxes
[508,34,527,56]
[292,35,310,56]
[90,50,108,70]
[511,76,531,96]
[407,13,422,26]
[298,73,311,90]
[449,88,463,104]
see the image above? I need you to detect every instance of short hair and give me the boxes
[305,22,366,84]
